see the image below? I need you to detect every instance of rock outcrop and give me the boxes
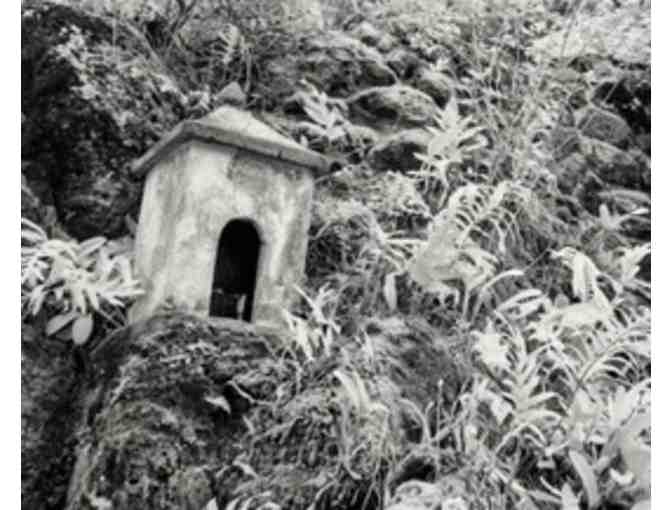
[22,1,187,239]
[22,324,80,510]
[65,314,456,510]
[21,2,651,507]
[348,85,438,129]
[577,105,632,149]
[66,316,280,510]
[21,310,465,510]
[367,129,431,172]
[266,31,396,103]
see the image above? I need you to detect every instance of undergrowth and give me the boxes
[21,0,650,509]
[21,218,141,345]
[283,2,650,509]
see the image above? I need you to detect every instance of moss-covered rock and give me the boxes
[577,105,632,149]
[582,139,650,191]
[66,314,426,510]
[265,31,396,103]
[367,129,431,172]
[66,315,280,509]
[348,85,438,130]
[21,1,187,239]
[22,323,80,510]
[592,69,650,145]
[412,68,454,107]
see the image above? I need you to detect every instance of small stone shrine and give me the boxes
[130,106,328,324]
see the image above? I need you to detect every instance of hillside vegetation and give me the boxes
[21,1,651,509]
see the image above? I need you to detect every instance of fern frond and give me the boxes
[409,181,528,302]
[214,24,243,69]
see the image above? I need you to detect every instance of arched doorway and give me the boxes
[209,219,261,321]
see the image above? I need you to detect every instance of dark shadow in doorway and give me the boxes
[209,219,261,322]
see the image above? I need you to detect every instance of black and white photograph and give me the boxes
[19,1,653,508]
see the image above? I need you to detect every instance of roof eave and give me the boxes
[132,120,330,177]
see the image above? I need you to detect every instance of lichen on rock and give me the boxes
[22,1,188,239]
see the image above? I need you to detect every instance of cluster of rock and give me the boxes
[22,311,464,510]
[21,1,650,508]
[21,1,650,242]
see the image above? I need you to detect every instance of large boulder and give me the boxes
[23,313,468,510]
[367,129,432,172]
[592,68,650,148]
[412,68,454,106]
[582,139,650,191]
[265,31,396,102]
[348,85,439,129]
[548,134,649,200]
[64,314,417,510]
[577,105,632,148]
[65,315,279,510]
[21,1,187,239]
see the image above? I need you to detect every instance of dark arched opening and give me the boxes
[209,219,261,321]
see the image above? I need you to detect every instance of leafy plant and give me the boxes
[21,217,143,344]
[444,242,650,508]
[292,83,374,158]
[410,97,488,208]
[32,1,650,507]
